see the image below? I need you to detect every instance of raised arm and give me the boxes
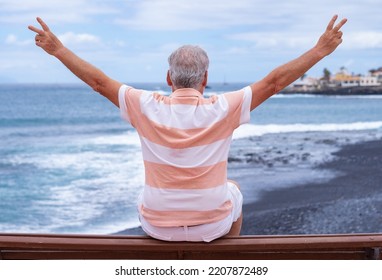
[28,17,122,107]
[250,15,347,111]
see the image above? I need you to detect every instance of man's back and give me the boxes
[118,85,252,227]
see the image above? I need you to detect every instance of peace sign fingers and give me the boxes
[326,14,347,33]
[36,17,50,32]
[333,18,348,32]
[326,15,339,31]
[28,17,63,56]
[28,17,50,35]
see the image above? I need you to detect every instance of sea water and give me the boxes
[1,83,382,234]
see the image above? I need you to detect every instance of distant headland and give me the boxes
[282,66,382,95]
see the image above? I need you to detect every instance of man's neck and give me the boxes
[171,85,205,94]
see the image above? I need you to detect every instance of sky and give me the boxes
[0,0,381,84]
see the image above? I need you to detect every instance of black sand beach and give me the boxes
[242,138,382,235]
[116,132,382,236]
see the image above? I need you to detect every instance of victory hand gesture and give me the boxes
[28,17,64,56]
[315,15,347,57]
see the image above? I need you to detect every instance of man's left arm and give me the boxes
[249,15,347,111]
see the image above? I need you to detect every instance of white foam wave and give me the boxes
[8,147,145,234]
[272,93,320,99]
[233,121,382,139]
[33,173,143,234]
[89,130,141,146]
[6,138,145,234]
[10,149,143,171]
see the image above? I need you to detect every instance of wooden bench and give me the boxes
[0,233,381,260]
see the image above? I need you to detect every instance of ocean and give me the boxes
[1,83,382,234]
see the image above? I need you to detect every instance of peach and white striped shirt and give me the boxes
[118,85,252,227]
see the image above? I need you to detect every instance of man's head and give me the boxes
[167,45,209,91]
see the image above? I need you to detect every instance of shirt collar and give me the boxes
[170,88,203,98]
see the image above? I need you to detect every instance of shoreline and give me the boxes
[114,135,382,236]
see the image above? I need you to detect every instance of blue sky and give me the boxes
[1,0,381,84]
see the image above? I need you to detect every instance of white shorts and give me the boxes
[138,181,243,242]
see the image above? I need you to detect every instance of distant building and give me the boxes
[369,67,382,83]
[333,68,359,87]
[292,77,319,91]
[332,67,380,87]
[287,66,382,93]
[359,76,380,86]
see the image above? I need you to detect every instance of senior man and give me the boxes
[28,15,346,242]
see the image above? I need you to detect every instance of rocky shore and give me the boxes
[282,85,382,95]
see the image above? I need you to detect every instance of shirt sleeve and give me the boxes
[118,84,148,128]
[118,84,131,123]
[240,86,252,125]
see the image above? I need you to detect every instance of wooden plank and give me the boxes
[1,233,381,251]
[0,250,178,260]
[183,250,369,260]
[0,233,381,260]
[0,248,372,260]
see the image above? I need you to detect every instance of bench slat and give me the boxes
[1,233,381,260]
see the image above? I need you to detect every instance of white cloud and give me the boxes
[58,32,101,45]
[229,28,382,52]
[342,32,382,49]
[4,30,102,61]
[0,0,119,24]
[112,0,363,31]
[5,34,32,46]
[5,34,17,44]
[228,32,317,50]
[114,0,298,30]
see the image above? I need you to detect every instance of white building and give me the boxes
[359,76,380,86]
[370,68,382,83]
[292,77,319,91]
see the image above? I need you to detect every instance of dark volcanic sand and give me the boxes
[242,139,382,235]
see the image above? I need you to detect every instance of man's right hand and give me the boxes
[28,17,64,57]
[28,17,122,108]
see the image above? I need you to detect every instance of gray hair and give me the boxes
[168,45,209,89]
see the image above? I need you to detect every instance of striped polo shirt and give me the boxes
[118,85,252,227]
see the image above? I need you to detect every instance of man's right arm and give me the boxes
[53,47,122,107]
[249,15,347,111]
[28,17,122,107]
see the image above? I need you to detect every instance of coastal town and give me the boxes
[285,66,382,94]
